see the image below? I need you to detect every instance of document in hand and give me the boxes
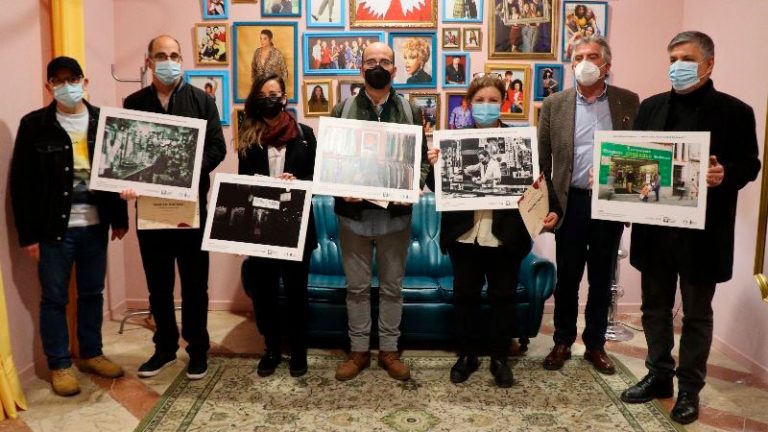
[518,174,549,238]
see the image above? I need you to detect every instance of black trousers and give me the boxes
[553,191,623,350]
[241,253,311,355]
[448,241,522,358]
[137,228,210,358]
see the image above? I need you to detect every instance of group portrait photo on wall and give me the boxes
[591,130,711,229]
[307,0,347,27]
[202,0,228,19]
[303,32,386,76]
[462,27,482,50]
[203,174,313,261]
[408,92,440,135]
[443,53,470,88]
[233,22,298,103]
[262,0,301,17]
[303,79,334,117]
[194,23,228,66]
[90,107,207,202]
[350,0,438,28]
[442,0,484,23]
[432,127,539,211]
[390,32,438,89]
[562,1,608,61]
[445,91,474,129]
[490,0,558,59]
[533,63,563,100]
[184,70,231,125]
[485,63,532,120]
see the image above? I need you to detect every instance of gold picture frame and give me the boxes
[462,27,482,51]
[488,0,559,60]
[233,107,246,148]
[303,79,335,117]
[350,0,438,28]
[484,62,532,121]
[408,92,440,136]
[753,98,768,303]
[533,104,542,126]
[193,23,230,66]
[442,28,461,50]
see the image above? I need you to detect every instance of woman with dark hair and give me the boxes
[541,68,559,97]
[509,79,524,113]
[236,73,318,378]
[250,29,288,83]
[307,85,329,112]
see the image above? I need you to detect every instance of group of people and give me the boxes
[309,38,375,71]
[197,25,226,63]
[10,30,760,428]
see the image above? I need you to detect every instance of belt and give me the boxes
[569,187,592,197]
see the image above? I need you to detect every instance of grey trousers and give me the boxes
[339,222,410,352]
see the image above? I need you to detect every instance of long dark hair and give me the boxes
[238,73,286,153]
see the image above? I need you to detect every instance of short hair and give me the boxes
[466,75,505,102]
[477,149,490,158]
[667,31,715,59]
[147,35,181,56]
[401,38,430,63]
[571,35,612,64]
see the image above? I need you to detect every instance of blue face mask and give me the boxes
[471,103,501,126]
[154,60,181,86]
[668,60,701,92]
[53,82,84,108]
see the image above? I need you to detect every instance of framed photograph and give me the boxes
[90,107,207,201]
[485,63,531,121]
[262,0,301,17]
[489,0,559,60]
[286,106,298,118]
[303,32,385,76]
[350,0,438,28]
[562,1,608,62]
[314,117,424,202]
[445,91,474,129]
[233,22,298,103]
[442,28,461,50]
[307,0,346,27]
[442,0,483,23]
[184,70,231,126]
[202,0,229,19]
[303,79,334,117]
[592,131,710,229]
[193,23,229,66]
[203,174,314,261]
[232,0,256,2]
[233,107,246,147]
[533,63,564,101]
[432,127,539,211]
[443,53,469,88]
[390,32,438,89]
[408,92,440,136]
[533,104,542,126]
[462,27,482,51]
[337,78,365,102]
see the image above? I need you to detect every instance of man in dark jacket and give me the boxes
[620,31,760,425]
[10,57,128,396]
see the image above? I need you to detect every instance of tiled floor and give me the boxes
[4,312,768,432]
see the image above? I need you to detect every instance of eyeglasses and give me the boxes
[472,72,503,80]
[363,58,394,68]
[49,76,83,86]
[257,92,284,99]
[151,52,182,62]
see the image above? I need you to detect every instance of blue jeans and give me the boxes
[38,224,108,369]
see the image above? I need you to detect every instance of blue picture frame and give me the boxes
[441,0,483,23]
[303,32,385,76]
[184,70,231,126]
[533,63,564,101]
[561,1,609,62]
[261,0,301,17]
[202,0,229,20]
[442,52,470,89]
[233,22,299,104]
[389,32,438,90]
[307,0,346,28]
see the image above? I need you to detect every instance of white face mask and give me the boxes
[574,60,603,87]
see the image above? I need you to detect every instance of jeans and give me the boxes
[38,224,109,370]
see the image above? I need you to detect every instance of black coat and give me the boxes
[630,80,761,283]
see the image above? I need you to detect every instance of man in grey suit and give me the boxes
[538,36,639,375]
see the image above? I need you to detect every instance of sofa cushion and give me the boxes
[307,275,443,303]
[437,276,530,303]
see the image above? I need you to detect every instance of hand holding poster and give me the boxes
[137,197,200,230]
[518,174,549,238]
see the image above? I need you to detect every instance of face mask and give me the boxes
[574,60,603,87]
[668,60,701,92]
[364,65,392,90]
[53,82,84,108]
[254,97,285,119]
[472,103,501,126]
[153,60,181,86]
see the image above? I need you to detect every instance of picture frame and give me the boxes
[193,23,229,66]
[303,32,386,76]
[390,32,438,89]
[445,91,474,130]
[261,0,301,17]
[485,63,531,121]
[561,1,608,62]
[462,28,482,51]
[533,63,564,101]
[233,107,246,147]
[442,52,470,88]
[184,70,231,126]
[307,0,347,27]
[232,0,256,3]
[350,0,438,28]
[442,0,484,23]
[442,28,461,50]
[489,0,559,60]
[303,79,335,117]
[337,78,365,102]
[233,22,298,103]
[533,104,542,126]
[202,0,229,20]
[408,92,440,136]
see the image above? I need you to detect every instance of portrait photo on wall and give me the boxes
[442,0,483,23]
[408,92,440,136]
[233,22,298,103]
[442,28,461,50]
[202,0,228,19]
[462,27,482,50]
[533,63,563,100]
[262,0,301,17]
[445,91,474,129]
[303,32,385,76]
[533,104,542,126]
[308,0,346,27]
[562,1,608,62]
[184,70,231,126]
[390,32,438,89]
[303,79,335,117]
[443,53,469,88]
[233,107,246,146]
[486,63,531,120]
[194,23,229,66]
[490,0,559,60]
[337,79,365,101]
[350,0,438,28]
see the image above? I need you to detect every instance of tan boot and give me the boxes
[335,351,371,381]
[79,355,125,378]
[378,351,411,381]
[51,367,81,397]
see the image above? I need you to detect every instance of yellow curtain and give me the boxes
[0,267,28,420]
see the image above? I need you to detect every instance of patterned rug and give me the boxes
[135,354,686,432]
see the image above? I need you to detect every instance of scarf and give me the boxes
[261,111,298,148]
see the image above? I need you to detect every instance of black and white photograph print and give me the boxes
[203,174,313,260]
[90,107,206,201]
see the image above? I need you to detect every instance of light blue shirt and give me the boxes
[571,85,611,189]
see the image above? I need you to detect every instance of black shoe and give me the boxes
[289,354,308,377]
[186,355,208,380]
[311,14,319,21]
[490,358,514,388]
[620,373,674,403]
[137,352,176,378]
[257,351,282,377]
[670,391,699,425]
[450,355,479,384]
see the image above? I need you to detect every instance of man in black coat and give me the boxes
[621,31,760,425]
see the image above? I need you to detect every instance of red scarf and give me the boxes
[261,111,298,148]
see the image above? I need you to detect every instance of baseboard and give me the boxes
[542,303,643,314]
[711,336,768,385]
[124,299,251,312]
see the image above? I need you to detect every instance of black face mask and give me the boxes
[364,65,392,90]
[254,96,284,119]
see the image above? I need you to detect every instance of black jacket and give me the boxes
[10,101,128,247]
[630,80,761,283]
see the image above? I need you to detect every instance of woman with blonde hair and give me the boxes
[402,38,432,84]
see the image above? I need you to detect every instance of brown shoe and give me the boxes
[378,351,411,381]
[584,348,616,375]
[78,355,125,378]
[543,344,571,370]
[51,367,81,397]
[335,351,371,381]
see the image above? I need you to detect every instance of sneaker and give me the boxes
[186,355,208,380]
[257,351,283,377]
[378,351,411,381]
[51,367,81,396]
[335,351,371,381]
[138,352,177,378]
[78,355,125,378]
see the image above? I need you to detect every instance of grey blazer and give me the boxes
[538,85,639,227]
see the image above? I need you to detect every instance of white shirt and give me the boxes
[268,145,286,177]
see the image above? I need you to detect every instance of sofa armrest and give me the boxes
[517,252,556,336]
